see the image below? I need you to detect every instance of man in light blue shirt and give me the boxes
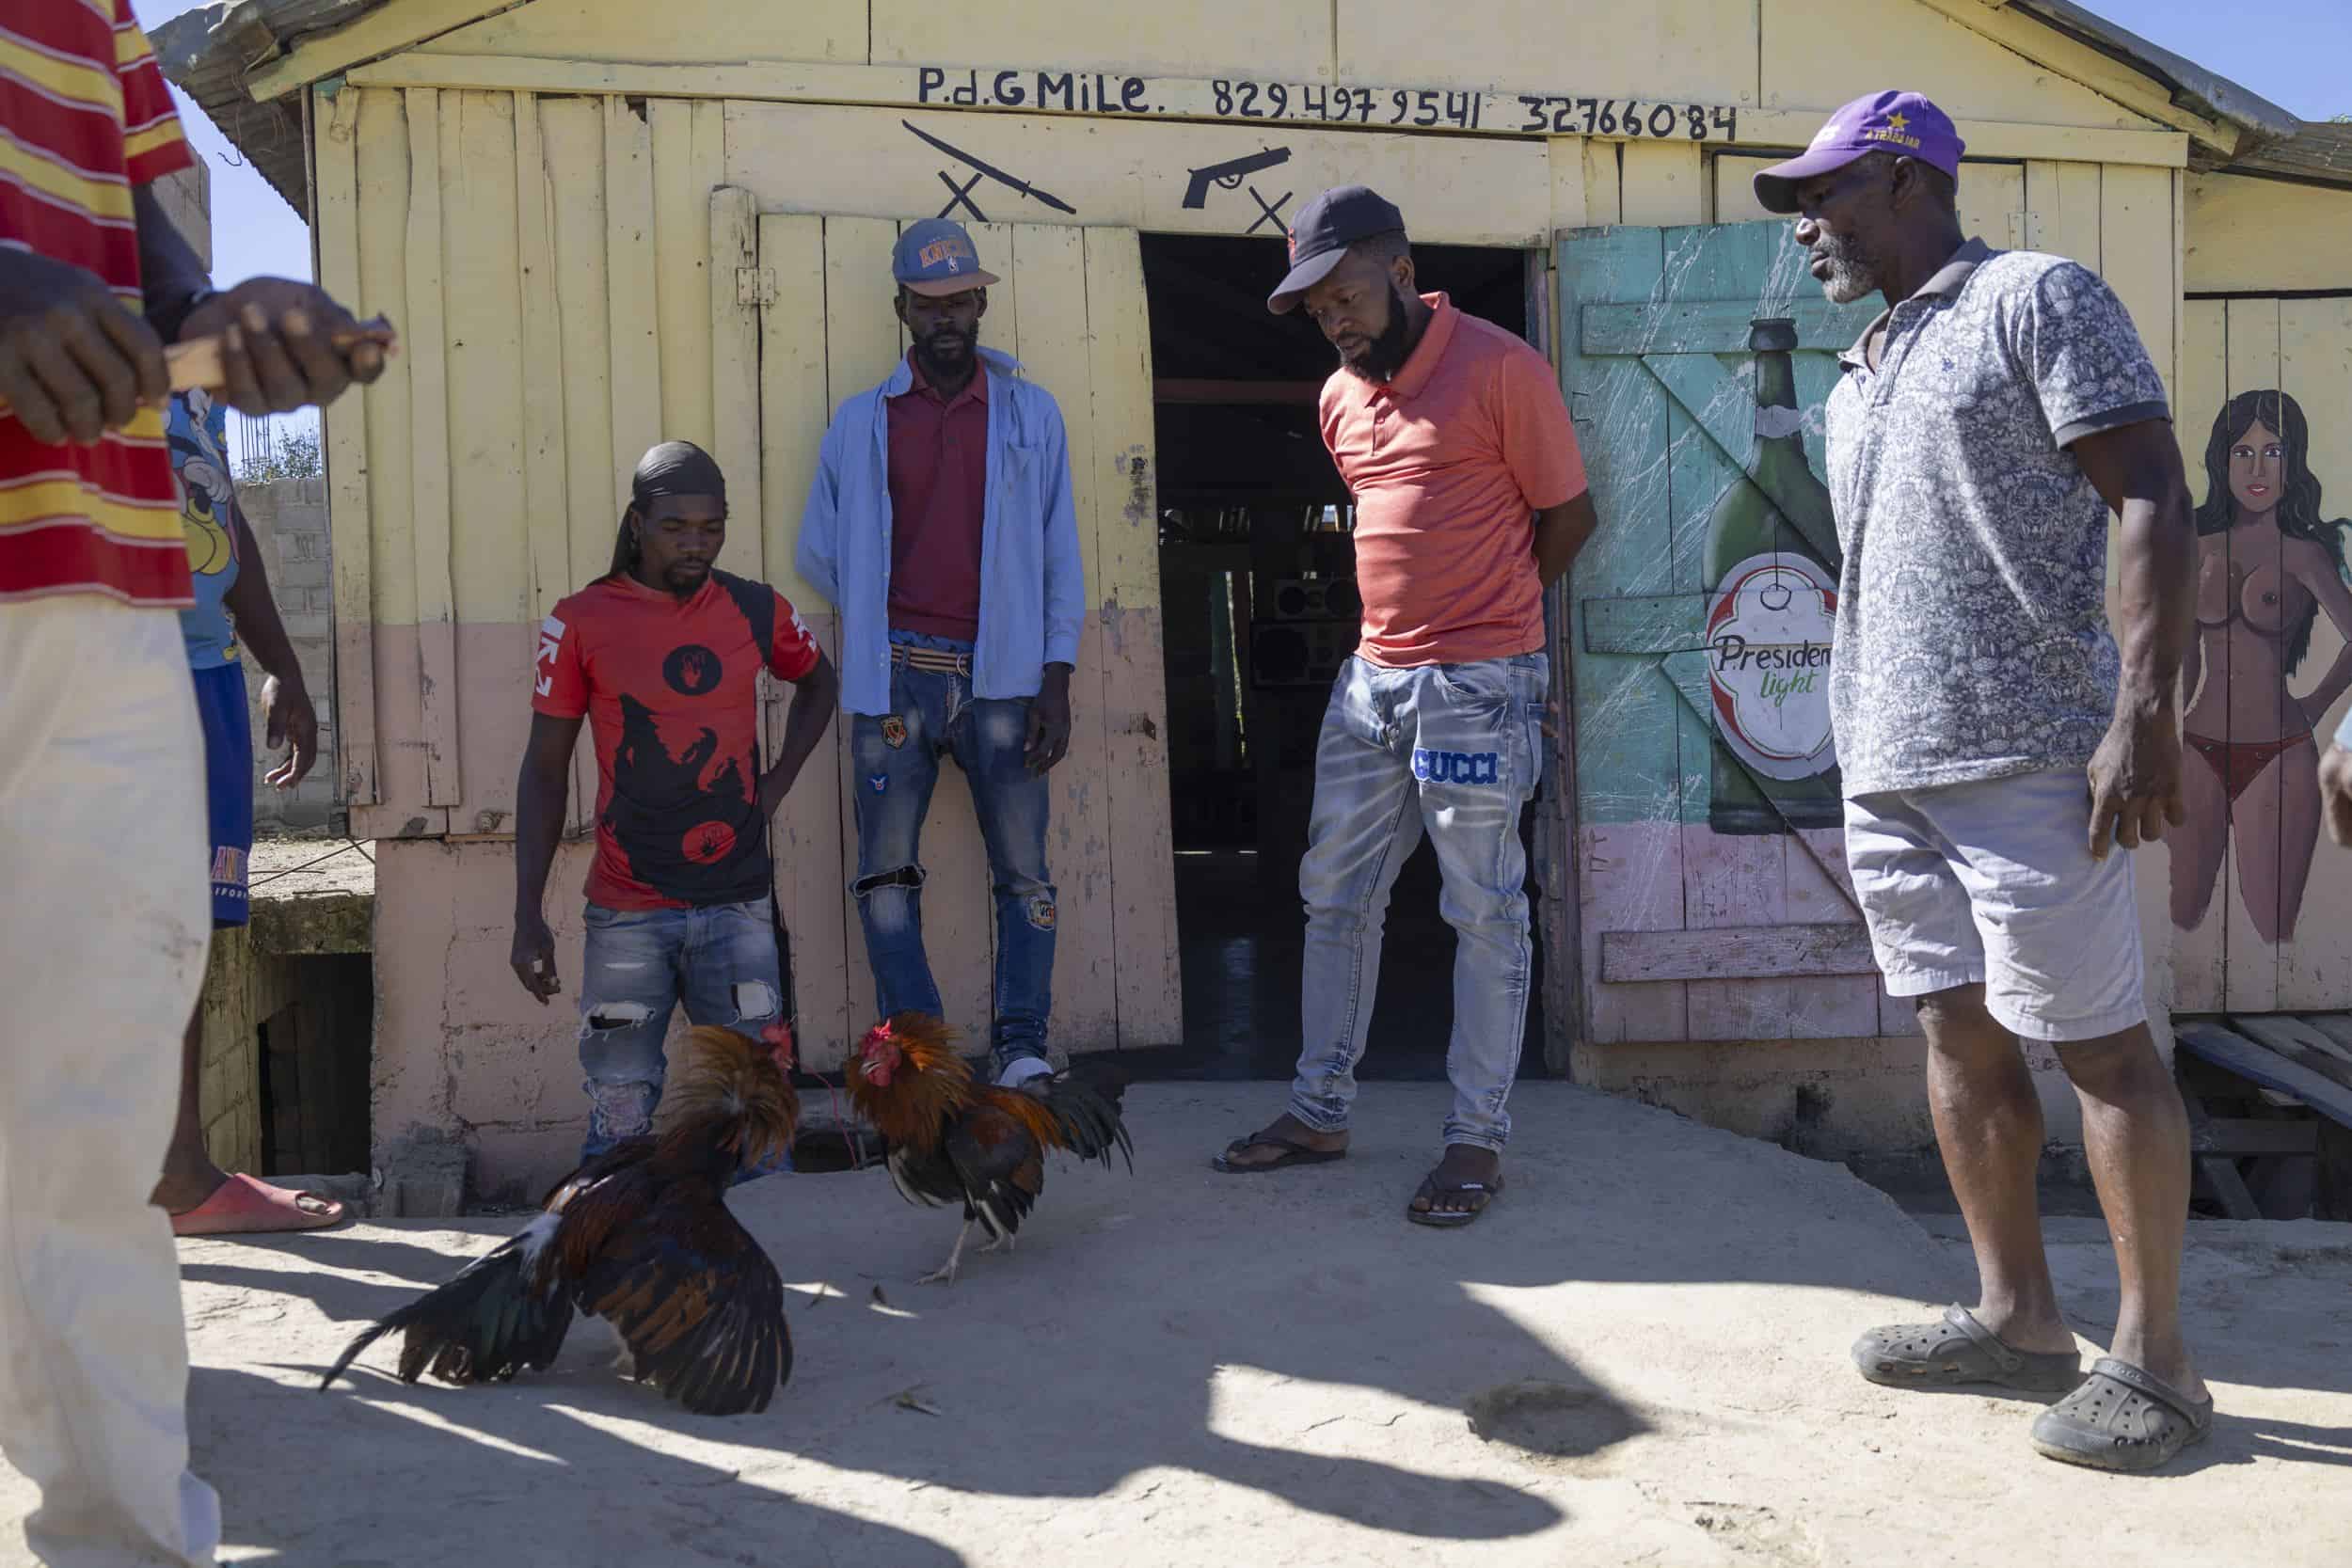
[797,220,1083,1085]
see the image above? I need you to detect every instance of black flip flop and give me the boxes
[1406,1172,1502,1227]
[1212,1133,1346,1174]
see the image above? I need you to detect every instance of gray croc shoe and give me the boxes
[1851,1304,2083,1394]
[2030,1357,2214,1473]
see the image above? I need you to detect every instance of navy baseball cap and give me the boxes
[893,218,1000,296]
[1753,90,1965,214]
[1267,184,1406,314]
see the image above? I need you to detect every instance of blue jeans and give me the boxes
[577,897,792,1176]
[851,632,1056,1072]
[1290,653,1548,1151]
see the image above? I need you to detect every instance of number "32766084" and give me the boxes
[1519,97,1740,140]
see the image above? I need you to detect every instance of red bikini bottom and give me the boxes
[2184,729,2312,804]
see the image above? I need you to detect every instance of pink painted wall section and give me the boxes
[373,838,591,1200]
[354,621,535,838]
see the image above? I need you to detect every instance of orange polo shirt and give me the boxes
[1318,293,1585,667]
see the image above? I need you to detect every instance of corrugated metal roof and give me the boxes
[153,0,2352,226]
[2007,0,2304,146]
[149,1,394,217]
[2225,121,2352,187]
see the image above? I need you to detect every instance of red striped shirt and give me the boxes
[0,0,196,606]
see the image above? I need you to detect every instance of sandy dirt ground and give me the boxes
[6,1083,2346,1567]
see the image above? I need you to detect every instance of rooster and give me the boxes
[845,1013,1133,1285]
[320,1024,799,1416]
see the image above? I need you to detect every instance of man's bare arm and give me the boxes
[1533,492,1599,590]
[512,714,582,1003]
[2069,418,2196,858]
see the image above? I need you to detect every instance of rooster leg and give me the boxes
[918,1221,973,1286]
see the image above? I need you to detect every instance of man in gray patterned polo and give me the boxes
[1756,91,2208,1473]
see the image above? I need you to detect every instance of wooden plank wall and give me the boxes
[332,87,770,848]
[1565,145,2189,1044]
[1856,157,2352,1034]
[2172,296,2352,1015]
[752,216,1176,1059]
[333,87,1189,1062]
[314,56,2214,1077]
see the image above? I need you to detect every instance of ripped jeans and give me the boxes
[850,632,1056,1071]
[577,898,791,1174]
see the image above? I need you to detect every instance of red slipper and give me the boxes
[169,1173,345,1237]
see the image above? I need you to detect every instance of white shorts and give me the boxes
[1844,768,2145,1043]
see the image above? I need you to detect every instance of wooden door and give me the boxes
[749,210,1181,1058]
[1559,221,1899,1045]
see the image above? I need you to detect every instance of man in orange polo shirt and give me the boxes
[1214,187,1597,1226]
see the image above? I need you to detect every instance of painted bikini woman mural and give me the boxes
[2170,388,2352,942]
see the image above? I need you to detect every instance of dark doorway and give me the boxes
[1135,232,1549,1085]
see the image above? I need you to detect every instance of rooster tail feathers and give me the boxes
[1035,1067,1135,1172]
[319,1228,572,1393]
[318,1318,397,1392]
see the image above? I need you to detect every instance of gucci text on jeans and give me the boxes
[1412,749,1501,785]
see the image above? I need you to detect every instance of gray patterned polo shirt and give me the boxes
[1823,239,2169,797]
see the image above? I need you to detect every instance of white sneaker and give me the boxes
[995,1055,1054,1089]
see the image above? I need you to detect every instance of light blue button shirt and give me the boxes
[796,348,1083,718]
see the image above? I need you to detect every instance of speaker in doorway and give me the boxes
[1250,620,1355,689]
[1267,576,1359,623]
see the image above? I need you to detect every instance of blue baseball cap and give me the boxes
[892,218,1000,296]
[1753,90,1965,214]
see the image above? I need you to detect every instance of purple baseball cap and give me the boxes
[1752,90,1965,214]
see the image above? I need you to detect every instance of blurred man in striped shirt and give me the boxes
[0,6,386,1563]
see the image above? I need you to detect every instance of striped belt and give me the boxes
[891,642,971,676]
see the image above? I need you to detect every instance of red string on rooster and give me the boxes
[320,1024,800,1416]
[845,1012,1134,1285]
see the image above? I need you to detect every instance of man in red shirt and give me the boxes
[512,442,838,1166]
[0,7,386,1562]
[1214,188,1597,1227]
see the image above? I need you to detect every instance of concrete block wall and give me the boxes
[235,476,338,830]
[150,158,209,272]
[196,926,299,1176]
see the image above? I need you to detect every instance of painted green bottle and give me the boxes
[1702,318,1843,835]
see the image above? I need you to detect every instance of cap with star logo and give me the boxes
[1752,90,1964,214]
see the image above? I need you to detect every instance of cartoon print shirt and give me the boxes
[534,569,823,911]
[170,392,241,665]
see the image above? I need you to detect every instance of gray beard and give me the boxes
[1821,261,1879,306]
[1815,239,1881,306]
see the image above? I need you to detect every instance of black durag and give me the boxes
[607,439,728,578]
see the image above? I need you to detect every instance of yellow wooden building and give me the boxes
[161,0,2352,1197]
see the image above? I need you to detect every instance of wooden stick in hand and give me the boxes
[164,314,401,395]
[0,315,402,418]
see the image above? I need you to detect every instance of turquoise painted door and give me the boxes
[1557,222,1896,1046]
